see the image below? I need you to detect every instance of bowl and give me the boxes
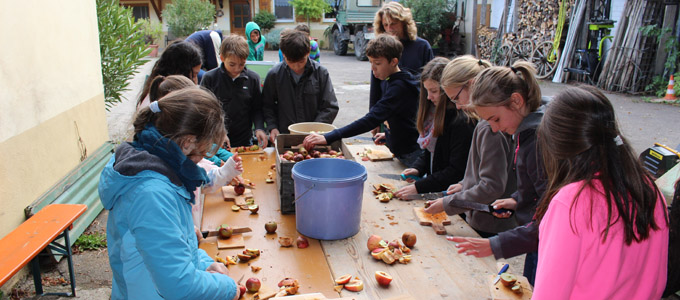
[288,122,337,135]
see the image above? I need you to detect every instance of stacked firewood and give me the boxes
[477,26,498,60]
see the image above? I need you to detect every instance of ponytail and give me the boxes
[149,75,166,102]
[470,60,542,113]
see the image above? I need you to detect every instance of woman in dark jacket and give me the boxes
[395,57,475,196]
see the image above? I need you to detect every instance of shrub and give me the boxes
[254,11,277,32]
[403,0,453,46]
[265,27,284,50]
[162,0,215,38]
[97,0,150,110]
[74,232,107,252]
[137,18,164,45]
[290,0,332,26]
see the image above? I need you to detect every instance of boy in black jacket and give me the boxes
[303,34,421,167]
[201,34,267,148]
[262,30,339,144]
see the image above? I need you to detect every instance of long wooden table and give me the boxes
[200,145,501,299]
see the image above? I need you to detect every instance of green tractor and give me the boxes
[329,0,394,61]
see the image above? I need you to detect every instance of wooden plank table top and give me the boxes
[200,145,502,299]
[321,145,500,299]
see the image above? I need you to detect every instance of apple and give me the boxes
[367,234,383,251]
[234,183,246,195]
[329,150,338,156]
[305,154,312,160]
[237,253,251,262]
[388,239,401,250]
[238,285,246,298]
[279,236,294,247]
[218,224,233,239]
[278,277,297,288]
[249,145,260,151]
[296,236,309,248]
[265,221,278,234]
[500,273,517,287]
[371,248,386,260]
[334,274,352,285]
[245,277,261,293]
[375,271,392,286]
[298,146,308,156]
[311,150,321,158]
[402,232,417,248]
[344,279,364,292]
[248,204,259,214]
[293,154,304,162]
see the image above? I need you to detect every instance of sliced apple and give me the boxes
[375,271,392,287]
[334,274,352,285]
[370,248,386,260]
[344,279,364,292]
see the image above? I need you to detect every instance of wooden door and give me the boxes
[230,0,251,37]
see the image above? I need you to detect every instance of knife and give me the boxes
[448,199,513,216]
[401,191,448,200]
[493,264,510,284]
[377,173,421,181]
[201,227,252,238]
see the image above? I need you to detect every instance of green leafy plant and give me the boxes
[74,232,107,252]
[254,10,277,33]
[137,18,164,45]
[162,0,215,38]
[265,27,284,50]
[290,0,332,26]
[97,0,150,110]
[403,0,453,46]
[640,24,680,97]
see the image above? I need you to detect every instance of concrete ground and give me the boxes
[9,50,680,299]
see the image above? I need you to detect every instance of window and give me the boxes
[127,5,149,21]
[356,0,381,7]
[274,0,294,21]
[324,0,341,21]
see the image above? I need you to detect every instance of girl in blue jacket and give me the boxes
[99,87,243,300]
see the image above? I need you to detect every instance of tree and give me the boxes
[96,0,150,110]
[162,0,215,37]
[403,0,453,46]
[290,0,332,26]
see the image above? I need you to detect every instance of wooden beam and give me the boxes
[150,0,162,22]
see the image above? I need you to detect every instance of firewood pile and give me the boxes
[477,0,573,61]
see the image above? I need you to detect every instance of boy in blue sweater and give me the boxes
[201,34,267,148]
[303,34,421,167]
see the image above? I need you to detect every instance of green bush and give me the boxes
[290,0,332,25]
[162,0,215,38]
[641,24,680,97]
[137,18,164,45]
[254,11,277,32]
[97,0,150,110]
[74,232,107,252]
[265,28,284,50]
[403,0,453,46]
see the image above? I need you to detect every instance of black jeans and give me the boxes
[395,149,424,168]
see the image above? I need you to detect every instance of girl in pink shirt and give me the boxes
[533,86,669,299]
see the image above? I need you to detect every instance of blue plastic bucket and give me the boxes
[292,158,367,240]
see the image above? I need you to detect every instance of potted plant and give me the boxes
[138,19,164,57]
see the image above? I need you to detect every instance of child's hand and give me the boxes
[373,133,386,145]
[446,236,493,257]
[447,183,463,195]
[491,198,516,218]
[401,168,419,183]
[303,133,327,151]
[206,262,229,275]
[231,154,243,172]
[255,129,268,148]
[424,198,445,214]
[269,129,280,144]
[395,184,417,199]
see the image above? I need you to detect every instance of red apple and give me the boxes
[334,274,352,285]
[218,224,233,239]
[367,234,383,251]
[279,236,294,247]
[375,271,392,286]
[234,183,246,195]
[238,285,246,298]
[402,232,417,248]
[388,239,401,250]
[311,150,321,158]
[329,150,338,156]
[248,204,259,214]
[344,279,364,292]
[265,221,278,234]
[371,248,386,260]
[245,277,261,293]
[293,153,304,162]
[296,236,309,248]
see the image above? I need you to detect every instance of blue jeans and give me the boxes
[523,251,538,286]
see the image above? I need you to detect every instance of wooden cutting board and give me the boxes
[413,207,451,235]
[222,186,253,206]
[216,234,245,249]
[231,148,265,155]
[488,274,532,300]
[365,145,394,161]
